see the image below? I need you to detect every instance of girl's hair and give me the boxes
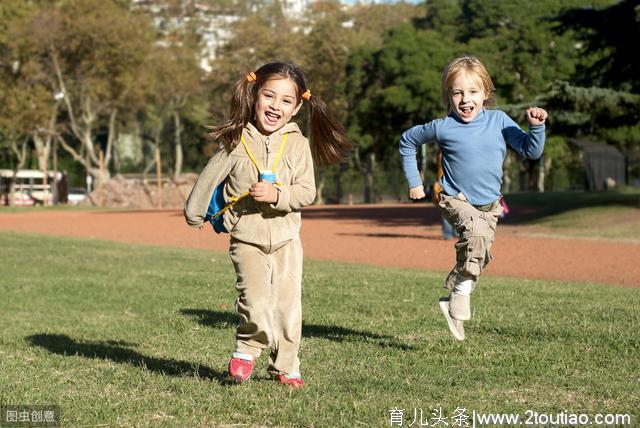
[441,56,496,112]
[209,61,351,166]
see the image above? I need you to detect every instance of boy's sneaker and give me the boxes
[439,298,465,341]
[276,372,304,388]
[449,292,471,321]
[228,354,255,382]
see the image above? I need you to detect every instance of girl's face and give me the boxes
[449,70,488,123]
[254,77,302,135]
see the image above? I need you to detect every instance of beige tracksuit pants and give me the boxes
[437,192,503,290]
[229,236,303,376]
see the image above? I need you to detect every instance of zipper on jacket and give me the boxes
[264,136,271,169]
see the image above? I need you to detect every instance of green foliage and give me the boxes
[554,0,640,92]
[542,81,640,148]
[343,0,638,192]
[345,24,458,166]
[298,1,352,124]
[1,0,639,192]
[0,1,51,142]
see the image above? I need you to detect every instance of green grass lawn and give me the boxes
[519,206,640,241]
[500,189,640,241]
[1,232,638,427]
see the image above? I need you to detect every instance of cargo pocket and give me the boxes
[452,216,479,277]
[460,236,483,278]
[458,214,494,278]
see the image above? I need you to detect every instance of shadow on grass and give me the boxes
[26,333,230,383]
[500,190,640,225]
[181,309,415,350]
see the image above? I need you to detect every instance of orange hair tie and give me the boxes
[301,89,311,100]
[246,72,257,83]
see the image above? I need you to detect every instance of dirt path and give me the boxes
[1,204,637,287]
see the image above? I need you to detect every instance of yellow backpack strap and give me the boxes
[210,192,250,220]
[271,133,288,172]
[240,135,262,171]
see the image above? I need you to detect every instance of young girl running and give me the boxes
[399,56,548,341]
[184,62,350,387]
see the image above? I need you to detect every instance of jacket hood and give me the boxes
[245,121,302,139]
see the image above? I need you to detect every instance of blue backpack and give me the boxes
[204,181,228,234]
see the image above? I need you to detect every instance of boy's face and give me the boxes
[254,77,302,135]
[449,70,488,123]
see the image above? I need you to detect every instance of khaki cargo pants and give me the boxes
[229,236,303,376]
[437,192,503,290]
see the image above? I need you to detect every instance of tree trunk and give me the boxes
[526,159,539,191]
[33,135,51,174]
[538,155,550,192]
[365,152,375,203]
[9,138,29,207]
[52,53,114,183]
[335,164,344,204]
[104,108,117,180]
[173,110,183,181]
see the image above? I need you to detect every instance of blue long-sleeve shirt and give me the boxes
[399,109,545,205]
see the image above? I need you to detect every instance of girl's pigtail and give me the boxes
[208,74,255,151]
[307,95,352,166]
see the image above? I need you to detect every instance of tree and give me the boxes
[543,80,640,183]
[456,0,613,103]
[554,0,640,93]
[9,0,155,182]
[345,23,459,201]
[0,0,64,203]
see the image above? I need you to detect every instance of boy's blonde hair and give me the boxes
[441,56,496,113]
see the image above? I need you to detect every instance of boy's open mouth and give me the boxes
[460,106,474,115]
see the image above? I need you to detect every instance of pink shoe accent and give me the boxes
[277,374,304,388]
[228,357,255,382]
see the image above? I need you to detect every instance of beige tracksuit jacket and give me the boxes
[184,121,315,376]
[184,121,316,246]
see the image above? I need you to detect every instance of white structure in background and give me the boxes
[192,3,239,72]
[133,0,409,72]
[281,0,313,15]
[0,170,66,206]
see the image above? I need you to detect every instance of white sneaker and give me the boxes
[439,298,465,341]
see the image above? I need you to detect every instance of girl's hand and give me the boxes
[409,185,426,200]
[526,107,548,126]
[250,181,279,203]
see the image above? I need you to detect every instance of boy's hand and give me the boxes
[250,181,279,203]
[409,185,426,200]
[526,107,548,126]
